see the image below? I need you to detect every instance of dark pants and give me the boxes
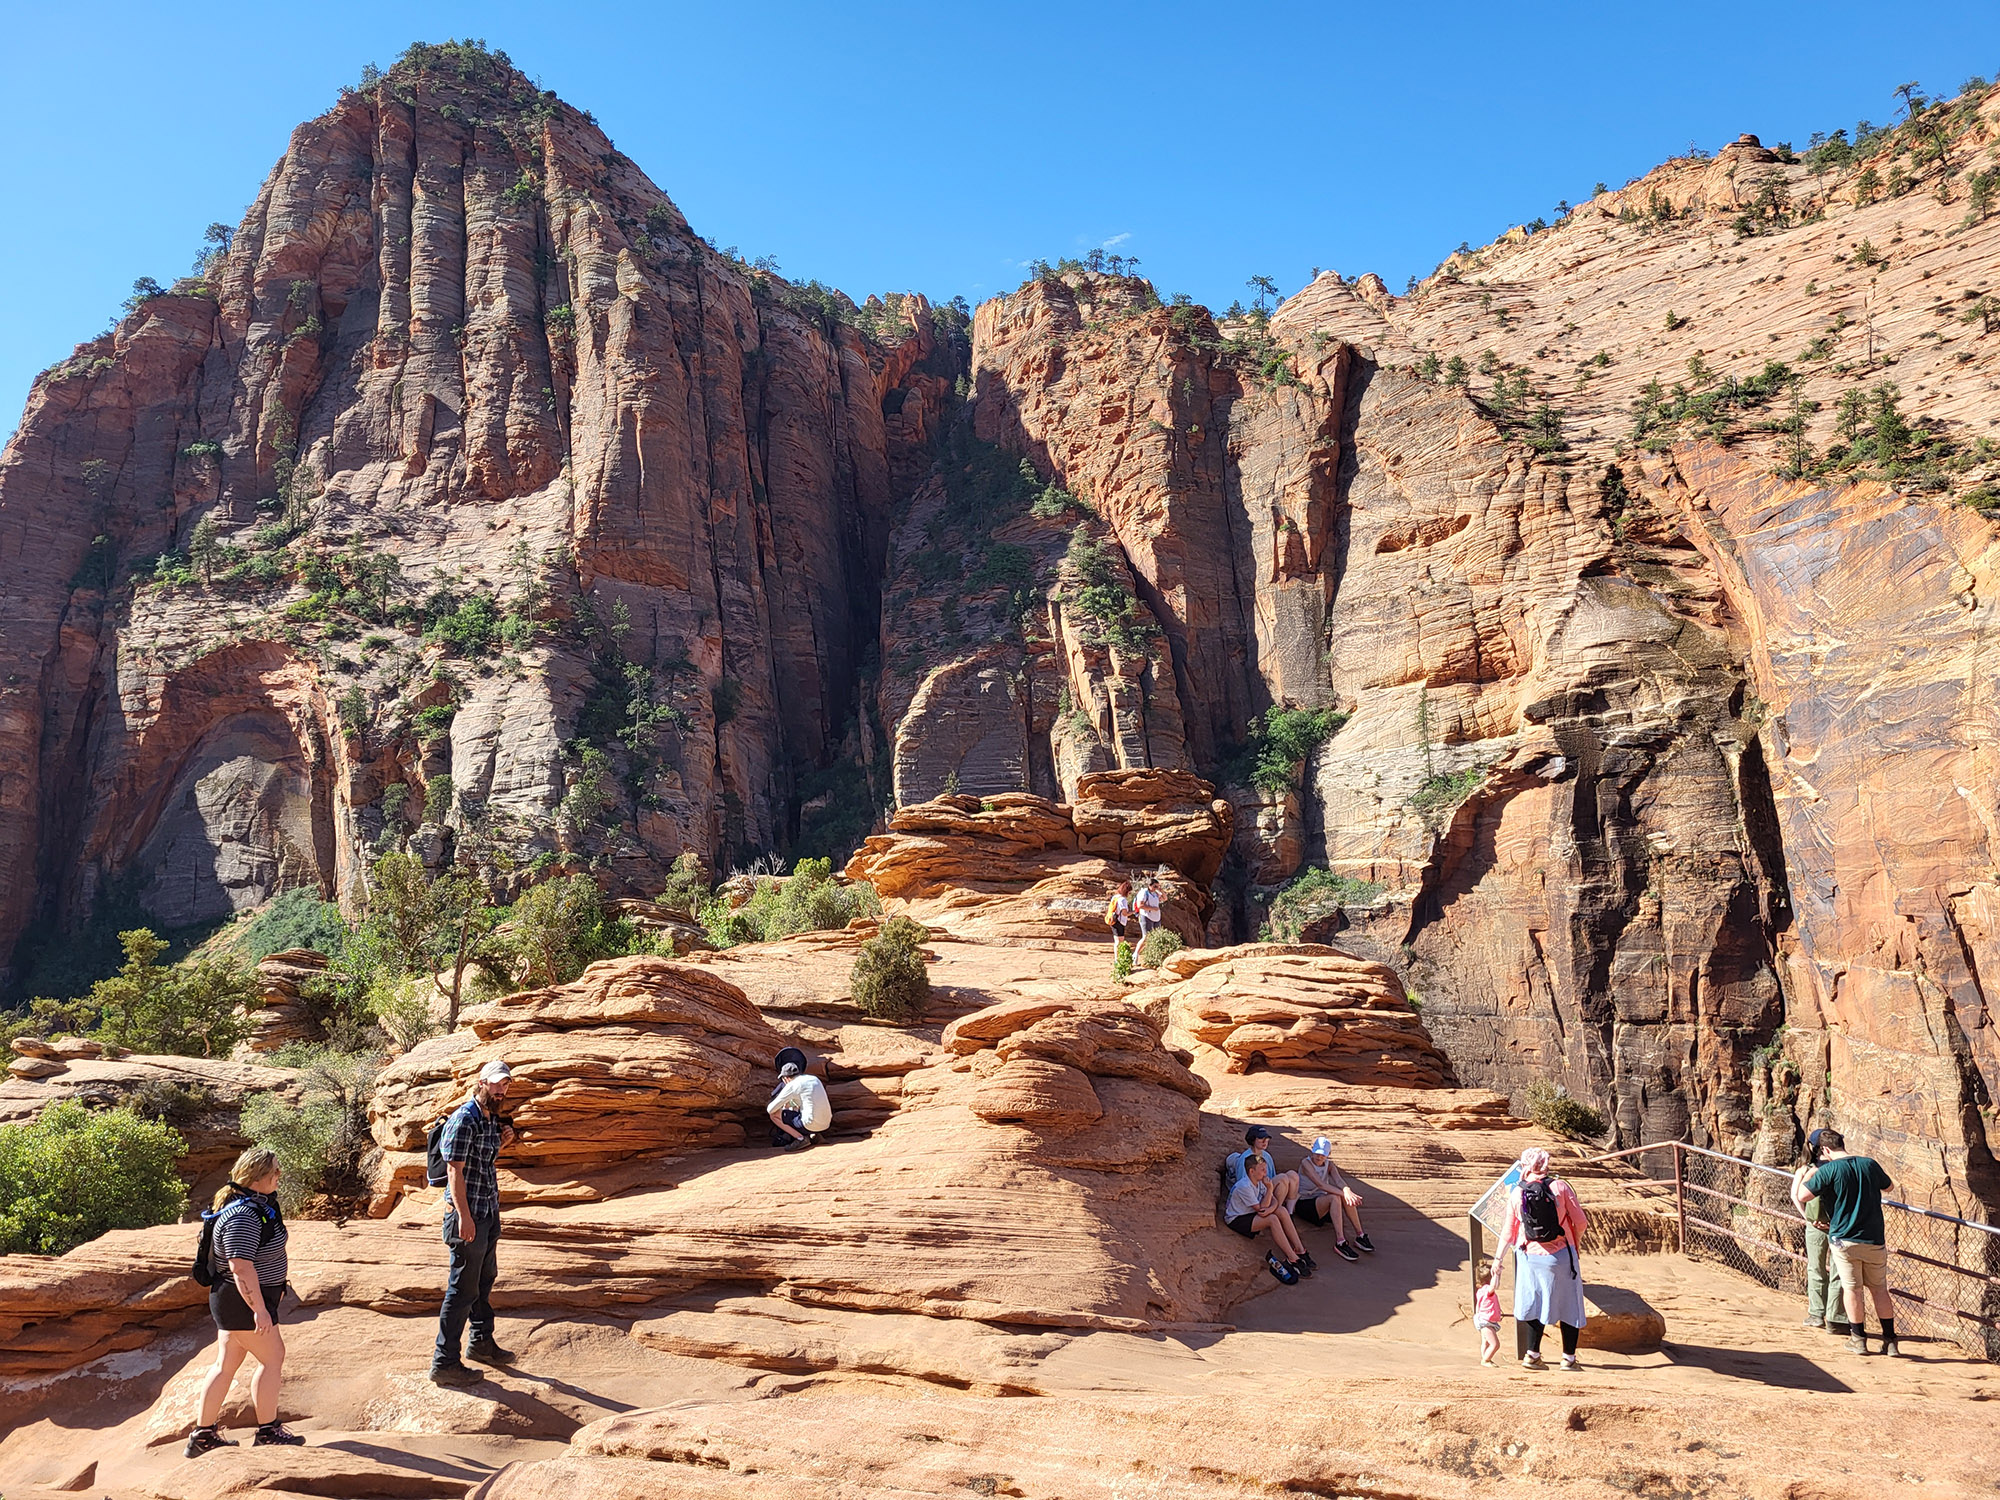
[1522,1318,1581,1356]
[772,1107,804,1146]
[435,1210,500,1364]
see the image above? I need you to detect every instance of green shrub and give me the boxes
[0,1101,186,1255]
[1408,767,1484,825]
[1138,929,1184,969]
[237,888,350,961]
[1233,705,1348,795]
[1523,1080,1606,1140]
[1113,939,1134,981]
[1266,867,1387,943]
[703,859,882,948]
[32,929,257,1058]
[850,917,930,1020]
[504,874,639,987]
[657,852,708,916]
[246,1046,379,1209]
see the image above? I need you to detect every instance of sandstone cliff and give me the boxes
[0,43,962,981]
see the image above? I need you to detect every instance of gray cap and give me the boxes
[779,1061,802,1079]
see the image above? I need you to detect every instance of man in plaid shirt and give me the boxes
[430,1059,516,1385]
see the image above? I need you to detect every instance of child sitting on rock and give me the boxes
[1224,1153,1309,1284]
[1475,1263,1503,1365]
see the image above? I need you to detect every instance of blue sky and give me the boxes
[4,1,1997,431]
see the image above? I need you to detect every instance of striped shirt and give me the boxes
[210,1193,287,1285]
[439,1098,504,1220]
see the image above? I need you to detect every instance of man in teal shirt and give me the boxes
[1791,1129,1898,1356]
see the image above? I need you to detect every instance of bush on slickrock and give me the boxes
[1524,1079,1607,1140]
[0,1101,186,1255]
[701,858,882,949]
[851,916,931,1021]
[1138,929,1184,969]
[243,1045,381,1213]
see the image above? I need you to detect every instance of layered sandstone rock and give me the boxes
[237,948,330,1056]
[1155,943,1450,1087]
[367,955,789,1208]
[844,780,1224,945]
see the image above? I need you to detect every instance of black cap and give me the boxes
[1246,1124,1270,1143]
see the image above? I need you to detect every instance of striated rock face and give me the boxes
[1155,943,1450,1087]
[844,776,1226,944]
[238,948,330,1055]
[0,47,958,979]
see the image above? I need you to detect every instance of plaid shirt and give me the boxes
[439,1097,504,1221]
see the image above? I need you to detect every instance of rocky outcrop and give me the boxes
[238,948,329,1055]
[366,955,788,1208]
[1154,943,1449,1086]
[844,777,1227,944]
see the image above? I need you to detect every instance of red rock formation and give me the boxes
[0,47,958,980]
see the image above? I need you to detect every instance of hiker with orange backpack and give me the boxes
[1104,881,1135,972]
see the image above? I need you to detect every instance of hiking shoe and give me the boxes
[252,1423,305,1447]
[1560,1354,1582,1372]
[1353,1233,1375,1253]
[1803,1315,1825,1329]
[183,1426,237,1459]
[1522,1350,1544,1369]
[1882,1339,1903,1358]
[1332,1239,1361,1263]
[1845,1333,1870,1355]
[1266,1252,1298,1285]
[466,1335,514,1365]
[430,1360,481,1386]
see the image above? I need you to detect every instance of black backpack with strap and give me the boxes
[1520,1176,1566,1244]
[191,1192,283,1288]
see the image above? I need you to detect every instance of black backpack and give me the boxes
[1520,1177,1565,1243]
[191,1194,282,1288]
[424,1107,461,1188]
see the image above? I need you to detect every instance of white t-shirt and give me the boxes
[1225,1176,1267,1220]
[1138,887,1162,920]
[771,1073,832,1132]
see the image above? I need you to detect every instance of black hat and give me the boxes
[1246,1124,1270,1143]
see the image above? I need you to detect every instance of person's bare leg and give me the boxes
[1325,1195,1351,1241]
[1345,1197,1365,1237]
[1843,1279,1867,1332]
[1280,1172,1300,1213]
[1869,1283,1895,1323]
[237,1328,286,1424]
[1276,1212,1305,1260]
[198,1333,249,1426]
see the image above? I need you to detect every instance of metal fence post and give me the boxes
[1673,1143,1687,1255]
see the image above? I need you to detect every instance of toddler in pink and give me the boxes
[1475,1279,1503,1365]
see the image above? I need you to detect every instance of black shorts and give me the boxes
[1226,1212,1257,1238]
[1112,920,1130,940]
[1296,1197,1331,1225]
[210,1279,286,1331]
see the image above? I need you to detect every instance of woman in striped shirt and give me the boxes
[185,1147,305,1456]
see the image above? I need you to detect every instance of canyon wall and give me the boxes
[0,47,958,980]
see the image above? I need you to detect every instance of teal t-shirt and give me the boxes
[1806,1155,1892,1245]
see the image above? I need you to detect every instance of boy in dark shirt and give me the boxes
[1791,1128,1898,1356]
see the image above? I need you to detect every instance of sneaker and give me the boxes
[1561,1354,1582,1371]
[1293,1256,1314,1278]
[183,1426,237,1459]
[1802,1315,1825,1329]
[466,1335,514,1365]
[252,1423,305,1447]
[1296,1251,1317,1273]
[1882,1339,1903,1358]
[1266,1252,1298,1285]
[1353,1233,1375,1253]
[1522,1350,1544,1369]
[429,1360,481,1386]
[1332,1240,1361,1263]
[1845,1333,1870,1356]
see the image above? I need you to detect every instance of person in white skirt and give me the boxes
[1485,1146,1590,1369]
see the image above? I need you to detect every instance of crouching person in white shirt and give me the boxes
[768,1061,833,1149]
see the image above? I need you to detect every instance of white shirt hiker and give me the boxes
[771,1072,833,1132]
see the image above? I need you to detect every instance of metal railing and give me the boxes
[1554,1141,2000,1361]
